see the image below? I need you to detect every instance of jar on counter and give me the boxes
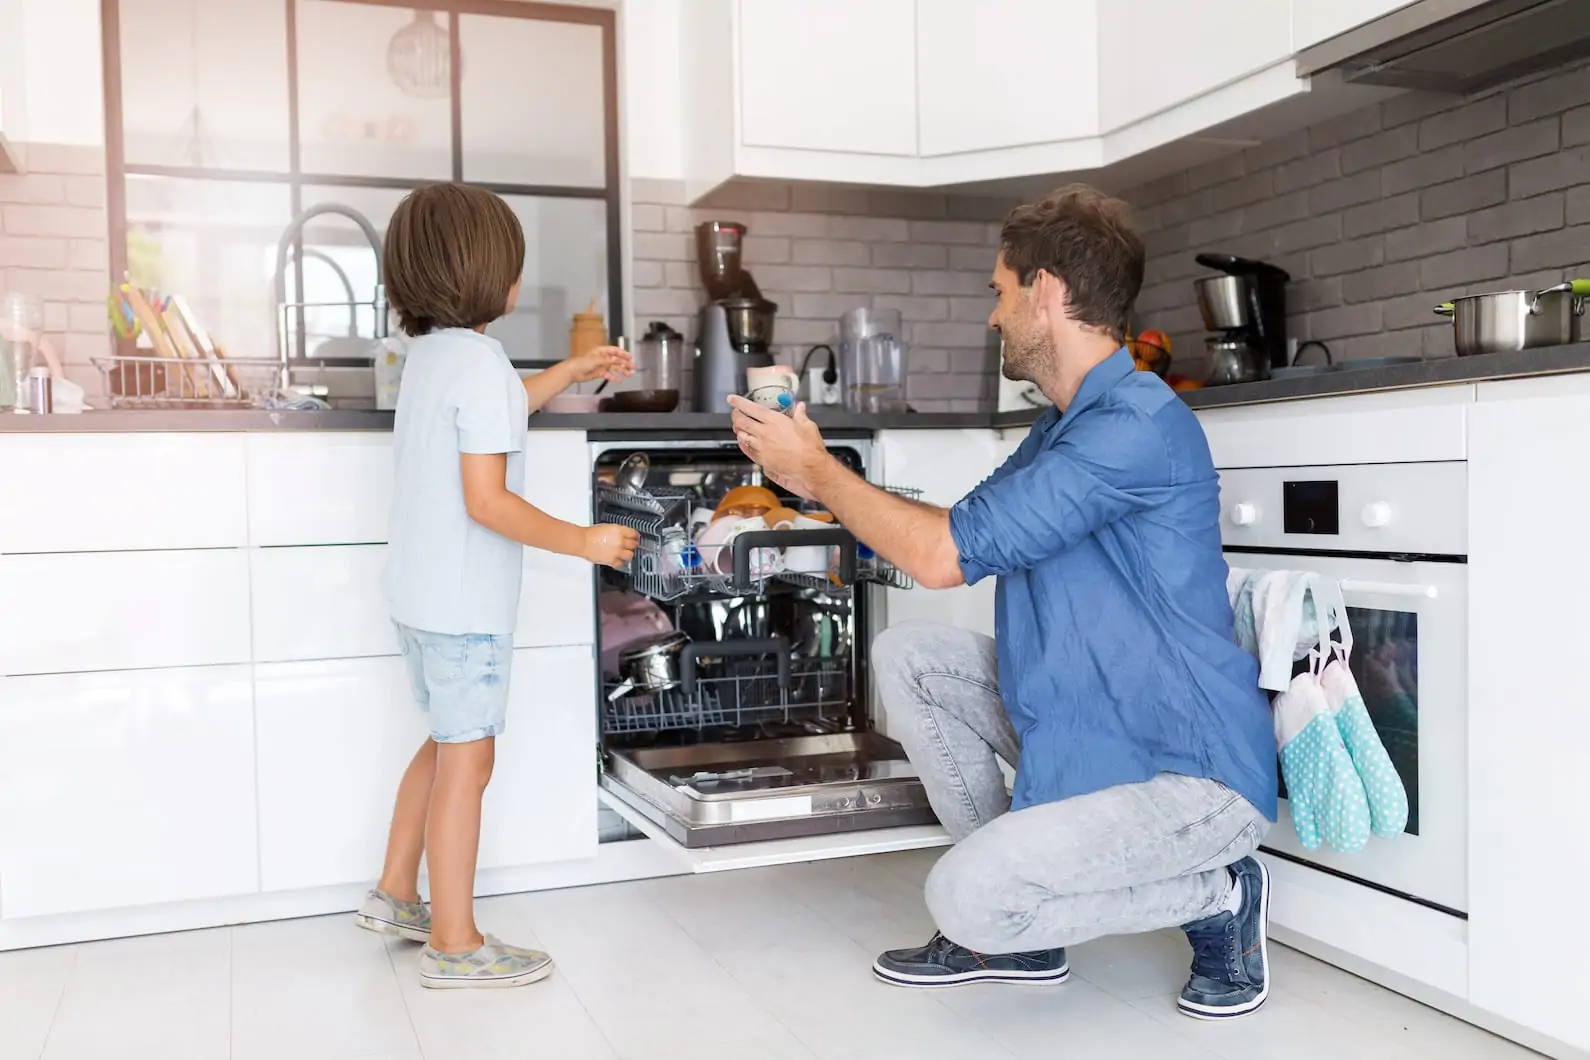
[569,298,607,361]
[0,293,42,410]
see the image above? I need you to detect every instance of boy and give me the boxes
[354,183,638,989]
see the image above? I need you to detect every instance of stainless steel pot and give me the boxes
[1194,275,1253,331]
[1434,280,1590,356]
[609,631,691,699]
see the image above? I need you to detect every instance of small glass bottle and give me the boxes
[1,294,42,410]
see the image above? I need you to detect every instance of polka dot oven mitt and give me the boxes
[1274,658,1373,854]
[1321,650,1409,839]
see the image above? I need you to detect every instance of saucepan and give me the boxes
[606,630,691,701]
[1433,280,1590,356]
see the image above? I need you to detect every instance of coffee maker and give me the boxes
[1193,252,1290,385]
[693,221,778,412]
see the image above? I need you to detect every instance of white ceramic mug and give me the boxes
[746,364,799,412]
[697,515,781,577]
[770,513,836,576]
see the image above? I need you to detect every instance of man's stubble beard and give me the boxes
[998,325,1056,384]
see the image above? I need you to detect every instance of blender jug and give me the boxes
[838,307,905,413]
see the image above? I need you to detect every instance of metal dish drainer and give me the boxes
[595,482,917,602]
[93,354,287,409]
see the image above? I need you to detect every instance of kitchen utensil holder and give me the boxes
[601,653,851,735]
[92,354,287,408]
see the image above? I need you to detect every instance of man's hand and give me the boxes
[728,395,831,499]
[567,344,634,385]
[580,524,639,568]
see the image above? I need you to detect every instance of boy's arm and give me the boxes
[523,345,633,412]
[460,452,637,566]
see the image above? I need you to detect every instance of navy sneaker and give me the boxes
[872,932,1070,988]
[1178,855,1271,1020]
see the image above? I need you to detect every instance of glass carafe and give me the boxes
[635,320,684,396]
[838,307,905,413]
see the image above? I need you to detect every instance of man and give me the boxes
[727,184,1279,1020]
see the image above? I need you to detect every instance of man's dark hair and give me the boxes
[999,183,1145,342]
[383,183,525,336]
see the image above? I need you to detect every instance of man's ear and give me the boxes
[1032,268,1069,326]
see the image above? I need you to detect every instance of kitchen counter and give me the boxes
[8,342,1590,432]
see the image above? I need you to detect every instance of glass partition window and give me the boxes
[105,0,620,366]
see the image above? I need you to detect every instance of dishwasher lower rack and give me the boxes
[601,732,937,848]
[602,653,851,735]
[596,483,916,602]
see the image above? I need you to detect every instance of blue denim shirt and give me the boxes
[949,349,1277,820]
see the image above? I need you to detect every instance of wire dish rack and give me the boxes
[596,482,917,602]
[603,655,851,735]
[93,354,287,408]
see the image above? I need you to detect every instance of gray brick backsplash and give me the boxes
[1419,95,1506,150]
[1123,58,1590,372]
[792,239,869,267]
[1342,193,1421,238]
[874,242,949,269]
[1384,217,1468,262]
[1419,243,1511,290]
[908,220,988,245]
[741,237,792,265]
[949,244,995,270]
[1466,195,1565,244]
[1311,236,1384,277]
[1383,144,1464,196]
[1421,170,1507,220]
[833,266,911,294]
[631,260,664,288]
[1464,117,1559,173]
[913,269,993,297]
[1341,124,1419,175]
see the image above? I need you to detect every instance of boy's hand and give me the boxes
[568,344,634,385]
[581,524,639,568]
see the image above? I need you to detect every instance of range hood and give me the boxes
[1296,0,1590,94]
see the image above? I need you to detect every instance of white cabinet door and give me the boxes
[875,429,1019,640]
[916,0,1097,156]
[478,645,598,870]
[1467,398,1590,1052]
[1098,0,1292,130]
[516,431,595,648]
[0,549,252,676]
[0,433,247,553]
[254,648,595,893]
[254,657,428,892]
[246,432,394,546]
[737,0,917,156]
[1295,0,1418,51]
[251,545,395,662]
[0,666,258,919]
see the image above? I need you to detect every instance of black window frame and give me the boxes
[99,0,623,368]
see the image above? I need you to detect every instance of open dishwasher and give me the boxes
[591,437,938,849]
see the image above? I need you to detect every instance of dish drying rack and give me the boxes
[596,482,917,602]
[603,650,851,736]
[93,354,288,409]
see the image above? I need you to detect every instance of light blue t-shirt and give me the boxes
[384,328,528,636]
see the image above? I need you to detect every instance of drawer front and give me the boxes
[0,433,247,553]
[517,430,594,647]
[1198,396,1468,468]
[251,545,396,662]
[0,665,259,918]
[0,550,252,675]
[246,432,393,546]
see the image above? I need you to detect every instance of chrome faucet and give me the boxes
[272,202,388,364]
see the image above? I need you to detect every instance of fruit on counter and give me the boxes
[1166,374,1203,392]
[1128,329,1171,377]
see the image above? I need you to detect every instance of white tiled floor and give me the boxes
[2,848,1543,1060]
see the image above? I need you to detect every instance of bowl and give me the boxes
[604,388,680,413]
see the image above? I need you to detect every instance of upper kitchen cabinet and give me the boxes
[738,0,917,158]
[680,0,1310,195]
[1096,0,1294,133]
[915,0,1099,166]
[1294,0,1420,52]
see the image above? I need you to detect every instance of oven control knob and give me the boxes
[1362,502,1393,528]
[1229,502,1259,527]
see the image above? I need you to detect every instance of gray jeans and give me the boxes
[875,621,1269,954]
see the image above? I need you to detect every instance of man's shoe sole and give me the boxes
[1177,858,1271,1021]
[872,961,1071,989]
[420,961,554,989]
[354,911,431,945]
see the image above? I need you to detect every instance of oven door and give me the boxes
[1226,552,1468,916]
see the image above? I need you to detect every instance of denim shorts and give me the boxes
[394,622,513,743]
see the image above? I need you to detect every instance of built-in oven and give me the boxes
[1219,460,1468,918]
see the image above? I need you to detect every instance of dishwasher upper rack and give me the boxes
[595,483,917,602]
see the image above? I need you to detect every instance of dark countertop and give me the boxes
[6,343,1589,433]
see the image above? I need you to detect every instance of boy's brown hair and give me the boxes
[383,183,525,336]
